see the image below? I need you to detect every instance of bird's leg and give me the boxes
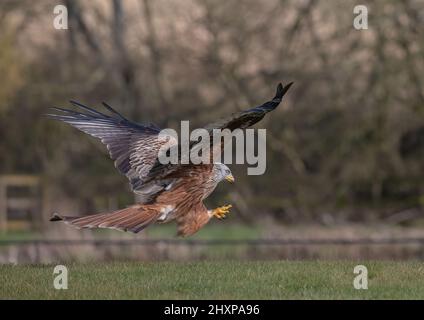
[212,204,232,219]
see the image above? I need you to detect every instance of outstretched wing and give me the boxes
[145,82,293,182]
[204,82,293,132]
[46,101,177,202]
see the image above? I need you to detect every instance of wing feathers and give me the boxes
[101,101,128,121]
[46,101,174,202]
[69,100,110,118]
[259,81,293,111]
[143,82,293,184]
[47,82,291,201]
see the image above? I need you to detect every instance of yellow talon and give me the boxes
[213,204,232,219]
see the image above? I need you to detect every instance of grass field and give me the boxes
[1,261,424,299]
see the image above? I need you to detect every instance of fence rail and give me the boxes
[0,174,43,232]
[2,237,424,246]
[2,237,424,263]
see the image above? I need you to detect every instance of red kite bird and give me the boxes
[47,82,293,236]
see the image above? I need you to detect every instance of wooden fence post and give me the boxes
[0,181,7,232]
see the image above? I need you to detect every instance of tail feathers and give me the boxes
[50,205,160,233]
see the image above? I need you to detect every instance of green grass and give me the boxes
[0,222,260,241]
[146,222,261,239]
[1,261,424,299]
[0,230,40,241]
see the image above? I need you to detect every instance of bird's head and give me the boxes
[214,163,235,184]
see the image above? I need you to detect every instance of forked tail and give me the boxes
[50,205,160,233]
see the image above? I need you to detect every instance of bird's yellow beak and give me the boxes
[225,174,235,183]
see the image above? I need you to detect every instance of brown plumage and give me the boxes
[46,82,293,236]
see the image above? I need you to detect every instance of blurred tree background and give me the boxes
[0,0,423,225]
